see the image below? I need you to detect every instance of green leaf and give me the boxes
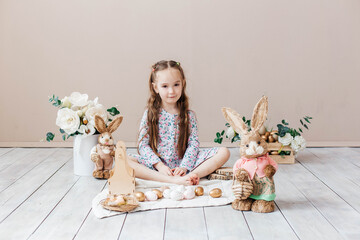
[216,132,220,138]
[300,119,304,126]
[304,124,308,129]
[221,130,225,135]
[282,119,289,125]
[225,123,230,127]
[46,132,55,142]
[107,107,120,116]
[277,124,290,137]
[306,116,313,119]
[304,118,310,123]
[242,117,246,122]
[299,128,303,133]
[59,128,65,134]
[219,138,223,144]
[62,135,66,141]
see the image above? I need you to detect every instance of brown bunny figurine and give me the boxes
[222,96,278,213]
[90,115,123,179]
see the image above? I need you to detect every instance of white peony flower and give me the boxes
[78,123,96,136]
[87,97,99,108]
[56,108,80,135]
[85,104,108,126]
[290,140,301,153]
[292,135,306,152]
[61,96,72,108]
[278,133,293,146]
[226,126,235,139]
[68,92,89,108]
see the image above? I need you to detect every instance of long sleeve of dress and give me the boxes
[179,111,200,171]
[138,110,162,168]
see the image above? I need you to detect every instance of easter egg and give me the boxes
[195,186,204,196]
[134,191,145,202]
[209,188,222,198]
[145,191,158,201]
[184,189,195,200]
[152,189,163,199]
[259,125,266,135]
[163,189,171,199]
[170,190,184,201]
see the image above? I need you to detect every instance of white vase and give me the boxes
[73,134,99,176]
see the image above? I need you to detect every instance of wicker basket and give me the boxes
[100,194,139,212]
[232,170,253,200]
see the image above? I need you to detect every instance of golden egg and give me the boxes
[270,151,279,155]
[134,191,145,202]
[268,136,275,143]
[152,189,163,199]
[209,188,222,198]
[195,186,204,196]
[261,135,268,141]
[265,132,270,138]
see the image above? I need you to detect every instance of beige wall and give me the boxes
[1,0,360,147]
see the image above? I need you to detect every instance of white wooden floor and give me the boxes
[0,147,360,240]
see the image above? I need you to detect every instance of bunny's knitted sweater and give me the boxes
[233,153,278,180]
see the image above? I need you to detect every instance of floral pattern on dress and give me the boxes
[129,109,218,172]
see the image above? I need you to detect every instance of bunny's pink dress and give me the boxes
[130,109,218,172]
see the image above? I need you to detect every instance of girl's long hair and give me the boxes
[138,60,190,159]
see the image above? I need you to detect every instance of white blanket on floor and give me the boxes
[92,178,235,219]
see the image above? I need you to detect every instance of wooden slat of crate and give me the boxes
[268,143,295,164]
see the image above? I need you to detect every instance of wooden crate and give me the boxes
[267,142,295,164]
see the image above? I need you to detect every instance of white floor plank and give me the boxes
[0,160,79,240]
[0,149,72,222]
[243,205,298,240]
[164,207,208,240]
[283,152,360,239]
[74,210,126,240]
[0,148,35,171]
[204,205,253,240]
[326,147,360,169]
[0,148,13,157]
[28,177,107,240]
[0,148,58,192]
[119,209,166,240]
[300,149,360,213]
[276,168,343,240]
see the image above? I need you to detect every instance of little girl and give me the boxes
[128,60,230,185]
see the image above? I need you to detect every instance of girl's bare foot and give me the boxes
[171,173,199,185]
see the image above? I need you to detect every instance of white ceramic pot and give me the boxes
[73,134,99,176]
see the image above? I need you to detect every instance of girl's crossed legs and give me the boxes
[127,147,230,185]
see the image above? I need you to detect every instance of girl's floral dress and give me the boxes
[130,109,218,172]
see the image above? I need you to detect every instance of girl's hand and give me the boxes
[172,167,187,176]
[154,162,173,176]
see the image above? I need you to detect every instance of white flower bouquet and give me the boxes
[46,92,120,141]
[215,116,312,155]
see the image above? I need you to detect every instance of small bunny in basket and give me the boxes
[222,96,278,213]
[90,115,123,179]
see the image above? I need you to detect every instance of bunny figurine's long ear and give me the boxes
[251,96,268,132]
[107,116,123,133]
[94,115,107,133]
[222,107,248,136]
